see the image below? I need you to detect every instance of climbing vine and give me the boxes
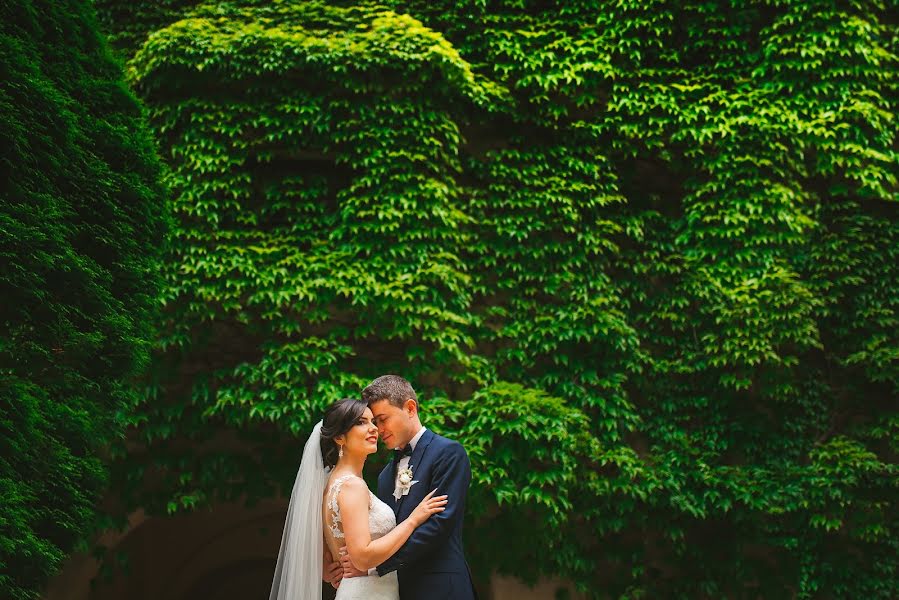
[96,1,897,597]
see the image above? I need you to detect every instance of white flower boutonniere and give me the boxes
[394,466,418,500]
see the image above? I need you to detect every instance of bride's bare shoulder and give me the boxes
[329,474,367,498]
[335,477,371,517]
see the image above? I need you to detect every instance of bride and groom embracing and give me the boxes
[269,375,479,600]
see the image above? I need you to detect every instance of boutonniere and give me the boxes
[394,466,419,500]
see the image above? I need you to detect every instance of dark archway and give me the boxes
[179,558,275,599]
[179,557,337,600]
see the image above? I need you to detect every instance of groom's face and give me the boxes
[370,399,414,450]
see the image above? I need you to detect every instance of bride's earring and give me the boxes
[338,444,344,459]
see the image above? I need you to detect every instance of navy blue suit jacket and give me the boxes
[376,429,477,600]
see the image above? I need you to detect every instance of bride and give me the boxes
[269,398,447,600]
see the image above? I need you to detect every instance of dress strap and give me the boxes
[327,474,359,539]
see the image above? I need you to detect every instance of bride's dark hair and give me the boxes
[320,398,368,468]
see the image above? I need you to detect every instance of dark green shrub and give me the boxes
[0,1,167,597]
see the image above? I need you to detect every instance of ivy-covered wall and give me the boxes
[0,1,168,598]
[96,1,896,597]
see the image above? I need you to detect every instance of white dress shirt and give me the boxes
[393,426,427,490]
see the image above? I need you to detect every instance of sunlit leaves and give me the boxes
[94,0,899,597]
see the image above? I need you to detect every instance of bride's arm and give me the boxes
[338,477,446,571]
[375,441,469,575]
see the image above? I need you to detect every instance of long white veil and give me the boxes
[270,420,328,600]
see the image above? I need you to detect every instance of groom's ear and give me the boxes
[403,398,418,416]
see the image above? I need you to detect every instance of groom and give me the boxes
[340,375,478,599]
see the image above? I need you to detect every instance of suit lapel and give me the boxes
[395,429,435,516]
[380,459,398,512]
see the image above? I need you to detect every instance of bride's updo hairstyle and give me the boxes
[320,398,368,468]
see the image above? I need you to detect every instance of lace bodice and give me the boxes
[326,474,396,541]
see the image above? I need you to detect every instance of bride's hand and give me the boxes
[410,489,448,526]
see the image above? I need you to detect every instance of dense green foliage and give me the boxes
[96,1,897,597]
[0,1,167,598]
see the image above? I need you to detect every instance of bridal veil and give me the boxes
[270,420,328,600]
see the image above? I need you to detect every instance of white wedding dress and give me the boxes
[325,474,399,600]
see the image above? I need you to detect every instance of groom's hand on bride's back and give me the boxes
[322,548,343,589]
[339,546,368,579]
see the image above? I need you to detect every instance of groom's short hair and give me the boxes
[362,375,418,409]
